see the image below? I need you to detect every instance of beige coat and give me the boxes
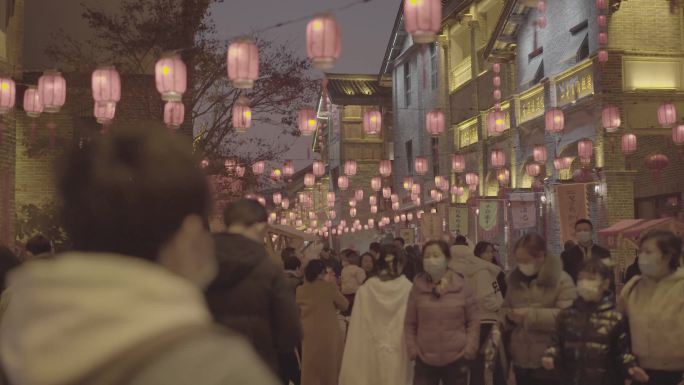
[501,254,576,369]
[296,280,349,385]
[618,269,684,371]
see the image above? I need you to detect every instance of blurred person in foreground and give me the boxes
[0,124,277,385]
[24,234,53,260]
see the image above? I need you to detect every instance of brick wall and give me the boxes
[609,0,682,53]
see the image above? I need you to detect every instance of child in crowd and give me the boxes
[340,250,366,317]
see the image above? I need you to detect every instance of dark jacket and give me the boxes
[544,294,637,385]
[283,270,302,296]
[206,233,302,373]
[561,244,612,284]
[321,255,342,277]
[623,258,640,284]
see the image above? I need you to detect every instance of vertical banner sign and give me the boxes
[449,206,469,236]
[556,184,588,243]
[478,201,499,241]
[421,213,441,242]
[399,228,415,245]
[511,201,537,229]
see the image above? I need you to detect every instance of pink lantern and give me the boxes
[379,160,392,177]
[338,175,349,190]
[602,105,621,132]
[252,161,265,175]
[493,89,502,101]
[426,110,445,136]
[545,108,565,134]
[553,157,572,171]
[94,102,116,124]
[329,210,336,219]
[658,102,677,127]
[371,176,382,191]
[598,50,609,64]
[227,37,259,89]
[350,208,357,217]
[645,153,669,178]
[349,198,356,207]
[0,77,15,114]
[621,133,638,155]
[451,185,465,197]
[673,125,684,145]
[407,213,414,221]
[493,76,501,87]
[403,177,414,190]
[370,205,378,214]
[363,110,382,135]
[487,109,506,136]
[257,196,266,207]
[392,202,400,211]
[299,108,318,136]
[368,218,375,227]
[537,0,547,12]
[306,14,341,70]
[526,163,541,177]
[232,97,252,133]
[533,144,548,163]
[383,187,392,199]
[23,86,43,118]
[344,160,358,176]
[354,188,364,201]
[490,149,506,169]
[430,189,438,200]
[412,183,421,195]
[38,70,67,113]
[91,66,121,104]
[497,168,510,186]
[493,63,501,74]
[224,159,237,173]
[403,0,442,43]
[273,193,282,205]
[369,196,377,206]
[598,32,608,45]
[596,0,607,9]
[164,101,184,129]
[597,15,607,28]
[414,157,428,176]
[280,218,288,226]
[155,55,186,102]
[578,139,594,160]
[327,192,336,205]
[391,193,399,203]
[313,160,326,177]
[283,161,295,177]
[537,16,547,29]
[452,154,466,173]
[236,165,246,177]
[465,172,479,187]
[304,173,315,187]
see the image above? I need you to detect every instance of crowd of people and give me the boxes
[0,125,681,385]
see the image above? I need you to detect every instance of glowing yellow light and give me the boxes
[308,119,316,126]
[495,119,503,125]
[1,83,8,90]
[162,65,170,75]
[244,110,252,118]
[274,169,282,176]
[313,20,323,30]
[408,0,419,4]
[554,116,561,123]
[370,116,377,123]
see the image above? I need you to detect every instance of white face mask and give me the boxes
[638,252,668,279]
[576,231,592,244]
[518,262,539,277]
[577,279,603,302]
[423,256,448,281]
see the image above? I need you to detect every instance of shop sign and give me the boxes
[448,206,469,235]
[517,85,545,123]
[556,184,589,243]
[555,62,594,107]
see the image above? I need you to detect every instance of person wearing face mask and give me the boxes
[542,259,649,385]
[561,219,612,284]
[618,230,684,385]
[502,233,577,385]
[0,125,278,385]
[405,240,480,385]
[206,199,302,379]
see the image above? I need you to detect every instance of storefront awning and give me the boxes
[599,217,684,249]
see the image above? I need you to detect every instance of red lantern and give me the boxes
[379,160,392,177]
[355,189,364,201]
[155,55,186,102]
[497,168,510,186]
[273,193,282,205]
[349,198,356,207]
[597,15,607,28]
[338,175,349,190]
[487,109,506,136]
[312,160,325,177]
[304,173,315,187]
[371,177,382,191]
[554,157,571,171]
[38,70,67,113]
[577,139,594,159]
[493,76,501,87]
[369,195,377,206]
[227,37,259,89]
[598,50,609,64]
[363,110,382,135]
[299,108,318,136]
[412,183,421,195]
[596,0,607,9]
[493,63,501,74]
[465,172,479,187]
[282,198,290,210]
[370,205,378,214]
[383,187,392,199]
[533,144,548,163]
[526,163,541,177]
[344,160,358,176]
[414,157,428,175]
[306,14,341,70]
[350,208,357,218]
[392,202,400,212]
[23,86,43,118]
[490,149,506,168]
[620,133,637,155]
[232,97,252,132]
[545,108,564,134]
[94,102,116,124]
[164,101,184,129]
[0,77,15,114]
[645,153,669,179]
[426,110,445,136]
[537,0,546,12]
[430,189,438,200]
[252,161,265,175]
[598,32,608,45]
[92,66,121,105]
[403,0,442,44]
[658,102,677,127]
[673,125,684,145]
[602,105,621,132]
[236,165,246,178]
[327,192,336,206]
[452,154,466,173]
[451,185,465,197]
[493,89,502,100]
[283,161,295,177]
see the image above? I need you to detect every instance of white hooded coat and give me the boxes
[339,275,413,385]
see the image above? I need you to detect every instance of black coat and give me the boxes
[205,233,302,373]
[561,244,612,284]
[623,258,641,284]
[544,295,637,385]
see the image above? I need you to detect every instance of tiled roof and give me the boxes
[325,74,392,106]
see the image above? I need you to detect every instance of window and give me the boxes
[430,44,438,89]
[533,62,545,85]
[404,61,411,106]
[405,140,413,174]
[431,137,439,176]
[576,34,589,63]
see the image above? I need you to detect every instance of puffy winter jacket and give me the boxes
[450,245,505,323]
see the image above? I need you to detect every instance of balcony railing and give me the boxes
[450,59,472,93]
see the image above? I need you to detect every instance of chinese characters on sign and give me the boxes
[556,184,589,243]
[511,201,537,229]
[421,213,443,242]
[458,119,479,148]
[556,64,594,107]
[449,206,469,235]
[517,85,545,123]
[478,201,499,241]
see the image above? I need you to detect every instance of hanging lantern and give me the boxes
[327,192,336,206]
[526,163,541,177]
[425,110,445,136]
[537,0,547,12]
[38,70,67,113]
[0,77,15,114]
[497,168,510,186]
[533,144,548,163]
[354,188,364,201]
[232,97,252,133]
[598,32,609,45]
[487,109,506,136]
[368,218,375,227]
[379,160,392,177]
[155,55,186,102]
[382,187,392,199]
[391,193,399,203]
[403,0,442,44]
[545,108,565,134]
[493,89,502,101]
[363,110,382,135]
[596,0,608,9]
[658,102,677,127]
[304,173,315,187]
[673,125,684,145]
[344,160,358,176]
[257,196,266,207]
[597,15,607,28]
[306,14,341,70]
[434,175,444,187]
[313,160,326,177]
[23,86,43,118]
[329,210,337,219]
[451,185,465,197]
[371,176,382,191]
[400,214,407,222]
[645,153,669,179]
[91,66,121,106]
[407,213,414,221]
[403,177,414,190]
[465,172,479,187]
[224,159,237,173]
[349,198,356,207]
[370,205,378,214]
[490,149,506,169]
[412,183,421,195]
[369,195,377,206]
[273,193,282,205]
[492,63,501,74]
[227,37,259,89]
[577,139,594,160]
[280,218,288,226]
[554,157,570,171]
[493,76,501,87]
[164,101,184,129]
[602,105,621,132]
[350,207,357,217]
[338,175,349,190]
[252,161,265,175]
[298,108,318,136]
[392,202,400,211]
[452,154,466,173]
[598,50,609,64]
[430,189,439,200]
[283,161,295,177]
[236,165,246,178]
[94,102,116,124]
[414,157,428,176]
